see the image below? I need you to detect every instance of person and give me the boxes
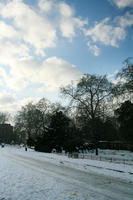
[25,145,27,151]
[1,143,4,148]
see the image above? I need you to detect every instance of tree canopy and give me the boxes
[115,101,133,142]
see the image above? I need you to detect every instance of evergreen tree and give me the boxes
[115,101,133,142]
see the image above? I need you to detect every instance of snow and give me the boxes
[90,149,133,160]
[0,147,88,200]
[0,145,133,200]
[5,145,133,182]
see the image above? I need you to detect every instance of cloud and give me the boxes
[0,79,3,87]
[0,92,15,105]
[0,21,19,40]
[0,92,18,113]
[38,0,53,13]
[1,0,57,56]
[0,0,131,96]
[38,57,82,91]
[59,2,73,17]
[0,0,88,56]
[116,12,133,28]
[109,0,133,8]
[58,2,87,39]
[0,93,39,113]
[59,17,87,39]
[6,77,29,91]
[0,68,8,80]
[87,42,100,56]
[19,97,40,107]
[0,41,30,66]
[39,0,84,40]
[0,41,31,91]
[85,18,126,48]
[59,18,76,39]
[1,55,82,92]
[0,0,131,59]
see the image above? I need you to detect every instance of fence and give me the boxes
[56,152,133,165]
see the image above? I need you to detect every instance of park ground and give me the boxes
[0,145,133,200]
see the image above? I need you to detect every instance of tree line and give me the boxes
[1,59,133,154]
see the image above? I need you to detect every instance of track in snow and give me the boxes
[1,148,133,200]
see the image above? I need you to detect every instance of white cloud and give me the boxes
[0,79,3,87]
[1,55,82,92]
[0,103,17,113]
[0,0,85,94]
[19,97,40,107]
[116,12,133,28]
[58,2,87,39]
[0,0,131,112]
[0,0,130,60]
[2,57,41,91]
[0,68,8,80]
[0,41,30,65]
[0,92,18,113]
[38,0,53,13]
[6,77,29,91]
[38,57,82,91]
[59,18,75,38]
[59,2,73,17]
[87,42,100,56]
[109,0,133,8]
[0,0,88,56]
[85,18,126,48]
[1,0,57,56]
[59,17,87,39]
[0,92,15,105]
[0,94,39,113]
[0,21,19,40]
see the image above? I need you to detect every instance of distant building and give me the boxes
[0,124,13,144]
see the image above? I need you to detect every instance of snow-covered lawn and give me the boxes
[86,149,133,162]
[0,145,133,200]
[76,149,133,165]
[98,149,133,160]
[5,145,133,182]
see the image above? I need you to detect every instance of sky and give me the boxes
[0,0,133,113]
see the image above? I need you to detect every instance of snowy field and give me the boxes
[89,149,133,160]
[0,145,133,200]
[76,149,133,165]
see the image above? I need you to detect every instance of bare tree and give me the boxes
[14,98,53,144]
[116,58,133,95]
[0,112,10,124]
[61,74,114,155]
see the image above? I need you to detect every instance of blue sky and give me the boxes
[0,0,133,113]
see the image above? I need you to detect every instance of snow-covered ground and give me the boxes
[86,149,133,161]
[0,145,133,200]
[77,149,133,165]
